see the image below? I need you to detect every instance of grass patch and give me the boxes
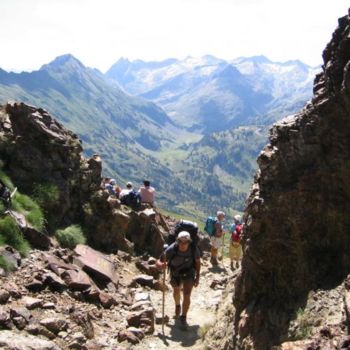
[0,216,30,257]
[289,307,312,341]
[32,183,59,210]
[12,193,45,231]
[0,255,16,272]
[55,225,86,249]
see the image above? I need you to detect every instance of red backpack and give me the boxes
[232,223,243,242]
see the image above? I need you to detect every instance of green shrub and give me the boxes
[12,193,45,231]
[55,225,86,249]
[32,183,59,210]
[0,255,16,272]
[0,216,30,257]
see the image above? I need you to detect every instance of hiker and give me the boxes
[229,214,243,270]
[104,178,117,196]
[119,182,133,199]
[138,180,155,205]
[120,182,141,209]
[210,211,225,265]
[156,231,201,330]
[0,179,11,209]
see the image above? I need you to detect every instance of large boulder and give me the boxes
[0,102,169,255]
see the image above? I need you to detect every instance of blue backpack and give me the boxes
[204,216,217,236]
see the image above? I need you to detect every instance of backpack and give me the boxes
[231,223,243,242]
[0,182,11,208]
[120,190,141,210]
[168,219,199,246]
[204,216,217,236]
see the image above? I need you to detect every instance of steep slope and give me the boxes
[206,10,350,350]
[0,55,269,218]
[106,55,318,133]
[0,55,192,209]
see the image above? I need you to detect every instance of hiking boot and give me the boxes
[179,315,188,330]
[211,256,218,266]
[174,305,181,319]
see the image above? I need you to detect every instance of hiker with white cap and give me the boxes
[209,211,226,265]
[119,181,133,199]
[229,214,243,270]
[156,231,201,330]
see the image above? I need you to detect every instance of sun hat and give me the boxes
[176,231,192,242]
[234,214,242,223]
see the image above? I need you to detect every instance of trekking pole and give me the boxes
[161,243,168,335]
[162,266,166,334]
[221,233,225,262]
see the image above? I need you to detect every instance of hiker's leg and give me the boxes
[181,279,194,317]
[211,247,218,265]
[173,285,181,306]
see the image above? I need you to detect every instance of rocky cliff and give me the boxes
[226,9,350,350]
[0,102,168,256]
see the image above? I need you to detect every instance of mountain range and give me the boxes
[106,55,320,133]
[0,54,318,220]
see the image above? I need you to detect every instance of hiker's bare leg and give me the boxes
[211,247,218,264]
[173,286,181,306]
[181,280,194,316]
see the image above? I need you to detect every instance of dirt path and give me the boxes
[132,257,236,350]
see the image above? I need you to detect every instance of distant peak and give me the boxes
[234,55,271,64]
[40,54,85,71]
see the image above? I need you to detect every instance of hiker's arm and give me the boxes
[156,252,168,270]
[194,258,201,287]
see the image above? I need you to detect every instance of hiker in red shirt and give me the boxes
[229,214,243,270]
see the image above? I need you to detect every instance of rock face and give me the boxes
[233,10,350,349]
[0,102,168,256]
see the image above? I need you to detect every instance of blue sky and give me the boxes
[0,0,349,72]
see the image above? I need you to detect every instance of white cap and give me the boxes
[126,182,133,187]
[234,214,242,222]
[177,231,192,242]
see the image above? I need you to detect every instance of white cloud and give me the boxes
[0,0,348,72]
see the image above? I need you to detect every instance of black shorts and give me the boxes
[170,270,195,287]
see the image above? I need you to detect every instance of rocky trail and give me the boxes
[0,242,238,350]
[132,256,236,350]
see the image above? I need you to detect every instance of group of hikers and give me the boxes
[156,210,244,330]
[101,178,156,208]
[102,176,244,331]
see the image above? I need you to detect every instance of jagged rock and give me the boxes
[61,269,93,291]
[69,310,94,339]
[23,296,43,310]
[98,291,117,309]
[135,258,160,278]
[24,226,52,250]
[232,10,350,350]
[73,244,118,285]
[118,327,145,344]
[126,302,155,334]
[43,271,67,292]
[0,289,10,304]
[25,278,45,292]
[0,329,61,350]
[132,274,154,288]
[0,310,14,329]
[40,317,68,334]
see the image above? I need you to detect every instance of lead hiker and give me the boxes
[229,214,243,270]
[156,231,201,330]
